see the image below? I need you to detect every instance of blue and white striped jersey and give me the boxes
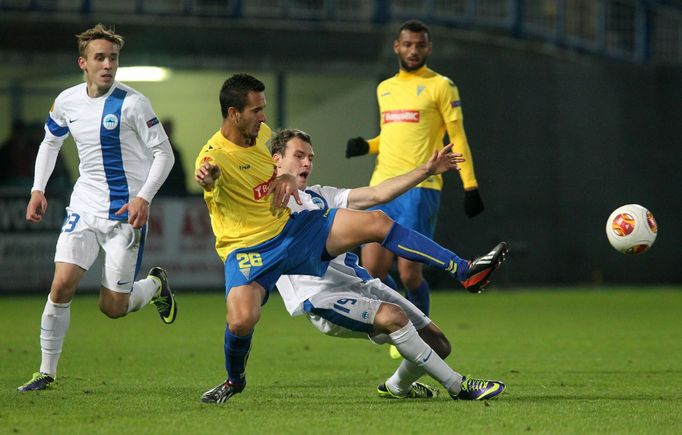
[37,81,168,220]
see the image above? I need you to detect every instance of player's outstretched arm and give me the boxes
[26,190,48,223]
[195,160,221,192]
[347,144,463,210]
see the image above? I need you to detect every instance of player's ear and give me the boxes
[77,56,86,71]
[272,153,282,167]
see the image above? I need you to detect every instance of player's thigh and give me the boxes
[304,291,382,336]
[326,209,393,256]
[99,221,145,293]
[54,208,100,274]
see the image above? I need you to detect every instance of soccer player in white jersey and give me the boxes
[271,129,507,401]
[18,24,177,392]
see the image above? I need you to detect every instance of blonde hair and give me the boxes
[76,24,124,58]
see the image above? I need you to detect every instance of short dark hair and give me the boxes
[219,74,266,119]
[398,19,430,40]
[270,128,312,156]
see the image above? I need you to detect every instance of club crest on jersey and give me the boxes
[382,110,419,124]
[312,197,325,209]
[102,114,119,130]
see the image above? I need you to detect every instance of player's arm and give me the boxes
[27,109,69,223]
[347,144,463,210]
[116,140,175,228]
[446,120,484,217]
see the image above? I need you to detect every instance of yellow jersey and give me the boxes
[370,66,477,190]
[195,124,290,262]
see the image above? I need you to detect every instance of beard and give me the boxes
[399,56,426,72]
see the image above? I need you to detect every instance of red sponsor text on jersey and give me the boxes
[252,167,277,200]
[382,110,420,124]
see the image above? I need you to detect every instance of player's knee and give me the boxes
[373,303,408,334]
[49,281,77,304]
[400,272,423,290]
[98,300,127,319]
[227,315,258,336]
[419,325,451,358]
[369,210,394,233]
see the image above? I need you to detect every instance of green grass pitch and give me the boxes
[2,288,681,434]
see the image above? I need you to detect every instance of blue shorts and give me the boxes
[368,187,440,238]
[224,208,338,302]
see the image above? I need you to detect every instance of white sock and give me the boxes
[126,277,160,313]
[39,295,71,378]
[385,322,463,395]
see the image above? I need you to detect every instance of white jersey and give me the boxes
[277,185,379,316]
[41,81,168,220]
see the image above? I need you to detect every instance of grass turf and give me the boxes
[1,288,681,434]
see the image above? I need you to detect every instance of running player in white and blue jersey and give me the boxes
[271,128,508,401]
[18,24,177,392]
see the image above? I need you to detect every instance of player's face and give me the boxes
[78,39,119,97]
[236,91,267,143]
[274,138,314,190]
[394,30,431,72]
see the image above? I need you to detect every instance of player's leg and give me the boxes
[17,263,84,391]
[397,258,430,316]
[19,210,99,391]
[327,208,471,281]
[98,222,176,322]
[201,282,266,404]
[360,242,396,285]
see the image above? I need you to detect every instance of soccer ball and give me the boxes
[605,204,657,254]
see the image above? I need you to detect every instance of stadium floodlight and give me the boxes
[116,66,171,82]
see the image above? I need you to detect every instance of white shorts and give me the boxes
[304,278,430,340]
[54,207,145,293]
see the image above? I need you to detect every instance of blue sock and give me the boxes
[381,223,469,281]
[406,280,430,316]
[383,274,400,291]
[224,326,252,386]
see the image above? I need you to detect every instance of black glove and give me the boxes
[345,137,370,158]
[464,189,484,218]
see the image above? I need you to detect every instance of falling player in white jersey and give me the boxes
[271,129,508,401]
[18,24,178,392]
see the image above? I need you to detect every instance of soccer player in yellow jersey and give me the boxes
[195,74,507,404]
[346,19,484,318]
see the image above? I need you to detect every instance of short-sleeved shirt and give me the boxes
[195,124,291,262]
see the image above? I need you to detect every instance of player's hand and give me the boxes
[195,160,221,191]
[26,190,48,223]
[464,188,484,218]
[345,137,370,158]
[115,196,149,229]
[268,173,302,208]
[425,144,465,176]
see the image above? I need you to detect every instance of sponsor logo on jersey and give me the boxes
[239,164,251,170]
[146,117,159,128]
[382,110,420,124]
[417,85,426,96]
[102,113,119,130]
[252,168,277,200]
